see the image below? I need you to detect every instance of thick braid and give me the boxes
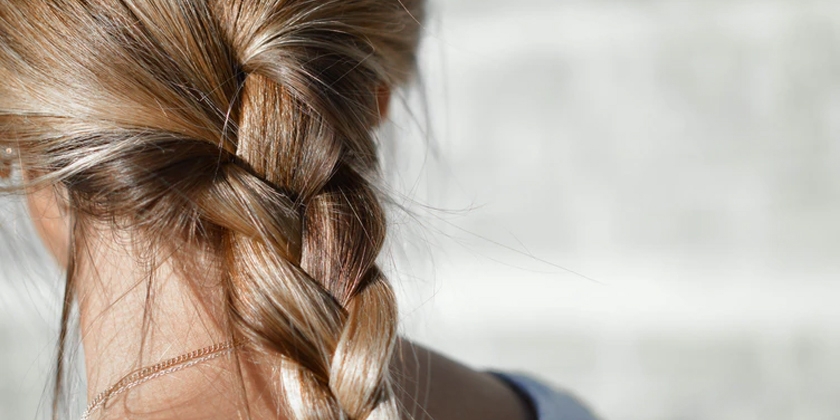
[213,65,401,418]
[210,1,424,416]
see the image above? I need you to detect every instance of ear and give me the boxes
[24,176,71,269]
[376,85,392,123]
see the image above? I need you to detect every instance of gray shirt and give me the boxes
[490,372,600,420]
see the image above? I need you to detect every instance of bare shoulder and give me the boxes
[392,339,533,420]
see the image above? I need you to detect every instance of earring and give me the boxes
[0,147,14,179]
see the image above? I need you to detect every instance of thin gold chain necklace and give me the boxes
[81,341,240,420]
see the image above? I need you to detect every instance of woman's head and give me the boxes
[0,0,424,418]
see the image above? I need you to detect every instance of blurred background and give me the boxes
[3,0,840,419]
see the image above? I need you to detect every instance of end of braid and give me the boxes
[330,276,400,419]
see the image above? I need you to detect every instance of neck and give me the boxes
[75,229,279,419]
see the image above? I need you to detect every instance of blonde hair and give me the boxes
[0,0,424,418]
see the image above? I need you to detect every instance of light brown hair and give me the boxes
[0,0,424,418]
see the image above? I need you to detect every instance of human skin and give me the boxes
[24,180,533,420]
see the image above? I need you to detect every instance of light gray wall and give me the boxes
[394,1,840,419]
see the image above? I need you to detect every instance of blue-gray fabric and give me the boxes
[490,372,600,420]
